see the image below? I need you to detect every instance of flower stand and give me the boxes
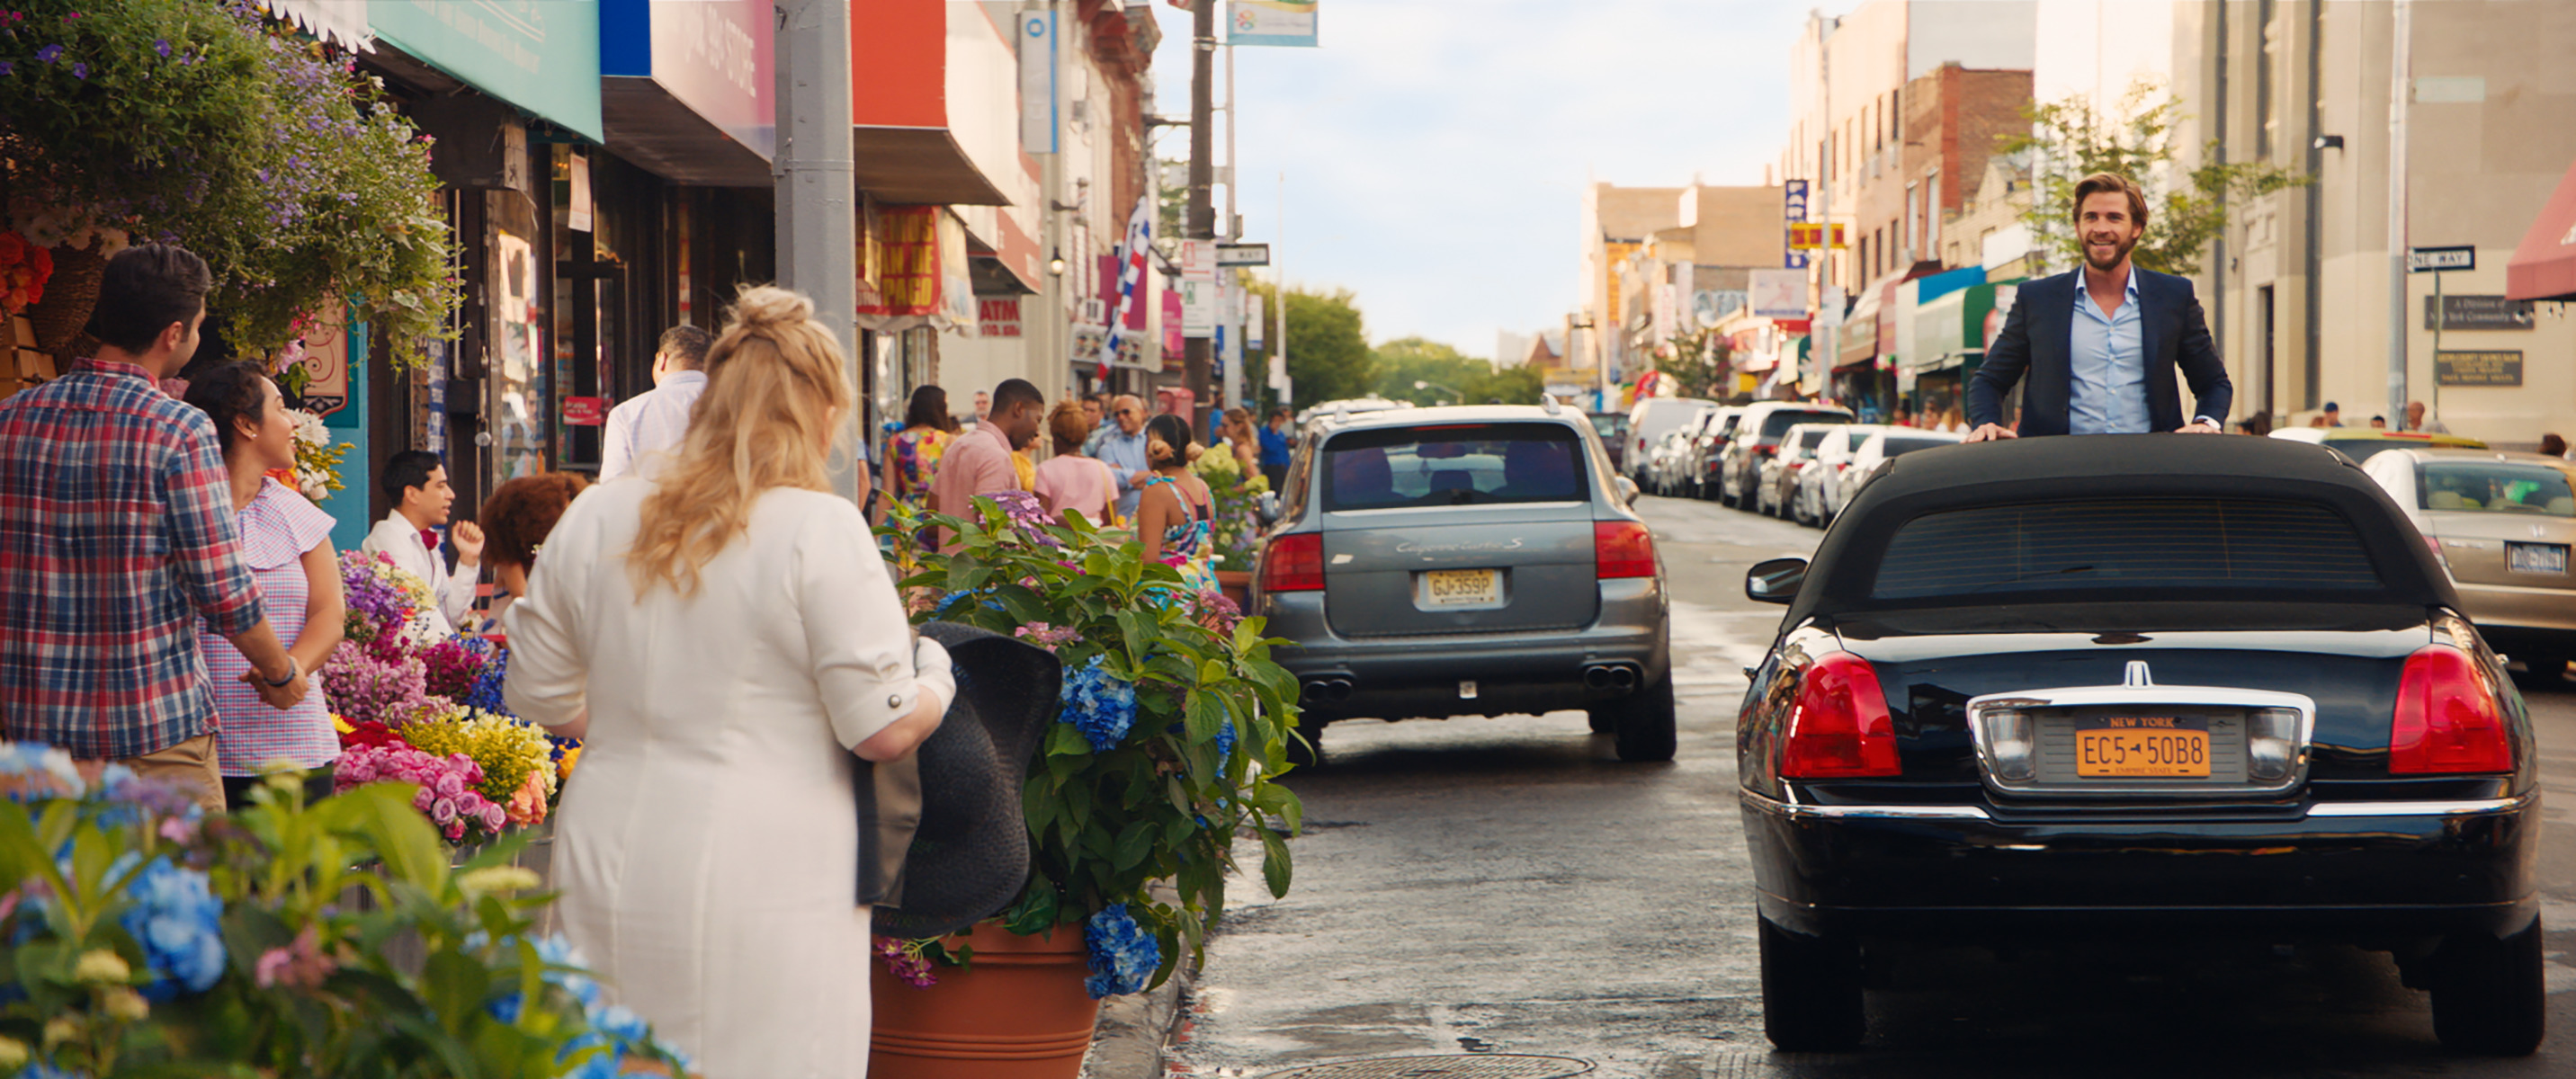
[869,922,1102,1079]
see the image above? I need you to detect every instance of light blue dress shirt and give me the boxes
[2068,269,2150,435]
[1095,426,1152,519]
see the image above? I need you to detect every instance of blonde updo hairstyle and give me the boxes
[630,286,854,597]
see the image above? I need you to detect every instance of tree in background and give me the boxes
[1241,280,1373,412]
[1650,328,1731,399]
[1373,336,1543,406]
[2007,83,2307,276]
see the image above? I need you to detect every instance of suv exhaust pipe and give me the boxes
[1584,664,1641,694]
[1301,677,1355,703]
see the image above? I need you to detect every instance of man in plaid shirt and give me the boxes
[0,245,307,811]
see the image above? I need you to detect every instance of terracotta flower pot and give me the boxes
[869,922,1100,1079]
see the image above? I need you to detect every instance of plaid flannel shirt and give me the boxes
[0,360,265,759]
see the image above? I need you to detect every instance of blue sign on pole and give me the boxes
[1783,179,1810,270]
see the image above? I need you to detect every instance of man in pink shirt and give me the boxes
[931,379,1044,548]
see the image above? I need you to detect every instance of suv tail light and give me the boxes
[2388,644,2512,774]
[1752,443,1777,457]
[1781,651,1900,778]
[1260,532,1325,593]
[1594,521,1656,579]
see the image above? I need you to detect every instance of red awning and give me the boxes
[2506,157,2576,302]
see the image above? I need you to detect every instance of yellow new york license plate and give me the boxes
[2077,718,2210,778]
[1424,568,1501,607]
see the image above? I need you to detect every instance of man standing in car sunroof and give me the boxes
[1963,172,2232,442]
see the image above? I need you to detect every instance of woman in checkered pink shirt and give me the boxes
[185,362,345,807]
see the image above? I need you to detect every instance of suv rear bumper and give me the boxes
[1741,789,2541,940]
[1258,577,1668,720]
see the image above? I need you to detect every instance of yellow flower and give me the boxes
[100,987,149,1022]
[401,709,558,807]
[333,714,354,734]
[0,1035,26,1068]
[73,949,130,985]
[41,1016,77,1048]
[455,866,542,896]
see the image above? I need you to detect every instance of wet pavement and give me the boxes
[1164,495,2576,1079]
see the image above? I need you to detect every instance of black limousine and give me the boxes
[1737,434,2543,1055]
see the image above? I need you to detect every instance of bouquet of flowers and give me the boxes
[398,706,560,827]
[339,549,436,648]
[333,735,507,843]
[288,407,351,503]
[0,229,50,317]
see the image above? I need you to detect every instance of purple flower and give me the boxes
[70,62,83,79]
[0,61,13,76]
[36,44,62,63]
[155,39,171,58]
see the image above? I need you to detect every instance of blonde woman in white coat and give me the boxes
[505,286,951,1078]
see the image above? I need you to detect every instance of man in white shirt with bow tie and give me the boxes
[360,450,482,636]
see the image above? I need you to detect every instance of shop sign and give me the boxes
[2435,350,2523,387]
[561,396,608,426]
[863,206,942,317]
[600,1,774,158]
[368,0,604,142]
[287,312,353,419]
[1749,269,1808,319]
[1783,181,1808,269]
[978,298,1024,338]
[1230,0,1319,48]
[1017,11,1055,154]
[2424,295,2534,331]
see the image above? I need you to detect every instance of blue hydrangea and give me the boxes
[1060,655,1138,753]
[461,645,512,717]
[930,587,1006,621]
[14,1064,85,1079]
[1082,903,1161,999]
[114,853,225,1001]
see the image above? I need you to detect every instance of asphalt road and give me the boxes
[1163,493,2576,1079]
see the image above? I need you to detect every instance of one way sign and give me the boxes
[2407,245,2475,272]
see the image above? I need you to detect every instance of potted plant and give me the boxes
[868,495,1306,1079]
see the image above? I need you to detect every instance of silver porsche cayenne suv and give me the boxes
[1251,403,1676,763]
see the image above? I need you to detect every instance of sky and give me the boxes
[1147,0,1813,363]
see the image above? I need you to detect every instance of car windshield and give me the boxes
[2419,462,2576,516]
[1324,422,1588,511]
[1589,414,1625,440]
[1758,411,1847,440]
[1786,429,1830,458]
[1882,435,1954,457]
[1869,497,2384,601]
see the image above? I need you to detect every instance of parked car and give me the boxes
[1685,407,1744,500]
[2361,447,2576,687]
[1819,427,1963,522]
[1643,425,1701,496]
[1788,424,1884,526]
[1738,433,2542,1055]
[1295,397,1415,427]
[1252,403,1676,764]
[2269,426,2486,462]
[1588,411,1631,473]
[1660,406,1730,498]
[1718,403,1852,508]
[1755,424,1840,518]
[1624,397,1718,486]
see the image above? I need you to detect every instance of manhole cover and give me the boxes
[1256,1055,1594,1079]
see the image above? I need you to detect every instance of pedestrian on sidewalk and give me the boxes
[0,244,306,813]
[1033,400,1120,527]
[1259,407,1293,491]
[478,472,591,629]
[2405,399,2451,434]
[1965,173,2232,441]
[881,385,958,513]
[1097,393,1154,520]
[931,379,1044,548]
[504,285,953,1079]
[361,450,482,636]
[599,325,711,481]
[1135,413,1217,592]
[182,361,345,808]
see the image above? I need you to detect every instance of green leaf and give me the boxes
[1181,690,1229,747]
[1045,721,1092,757]
[1258,828,1294,898]
[1111,822,1155,871]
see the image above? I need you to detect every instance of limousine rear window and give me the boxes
[1870,497,2384,601]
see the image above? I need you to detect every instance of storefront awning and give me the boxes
[2507,157,2576,302]
[601,0,774,186]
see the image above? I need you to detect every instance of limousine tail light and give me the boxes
[1261,532,1326,593]
[1781,651,1901,778]
[1594,521,1657,579]
[2388,644,2512,774]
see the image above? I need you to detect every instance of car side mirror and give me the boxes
[1257,491,1281,524]
[1614,477,1641,505]
[1746,557,1807,604]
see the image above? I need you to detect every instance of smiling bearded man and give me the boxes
[1963,172,2233,441]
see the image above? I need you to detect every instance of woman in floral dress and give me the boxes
[881,385,959,511]
[1134,413,1217,593]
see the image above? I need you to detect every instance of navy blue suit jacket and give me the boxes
[1964,267,2232,436]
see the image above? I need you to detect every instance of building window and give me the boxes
[2257,0,2278,160]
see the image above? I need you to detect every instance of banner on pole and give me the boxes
[1016,12,1056,154]
[1180,240,1219,337]
[1100,197,1155,380]
[1230,0,1318,48]
[1247,291,1266,350]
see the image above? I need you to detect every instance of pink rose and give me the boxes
[434,771,465,798]
[412,788,435,812]
[254,947,292,988]
[478,803,507,832]
[430,798,459,825]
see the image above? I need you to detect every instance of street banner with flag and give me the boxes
[1230,0,1318,47]
[1101,195,1154,380]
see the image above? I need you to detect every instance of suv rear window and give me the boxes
[1324,423,1588,511]
[2419,461,2576,516]
[1870,498,2384,601]
[1758,411,1847,440]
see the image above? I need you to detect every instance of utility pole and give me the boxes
[2384,0,2412,425]
[1185,0,1216,434]
[1221,38,1243,415]
[774,0,859,501]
